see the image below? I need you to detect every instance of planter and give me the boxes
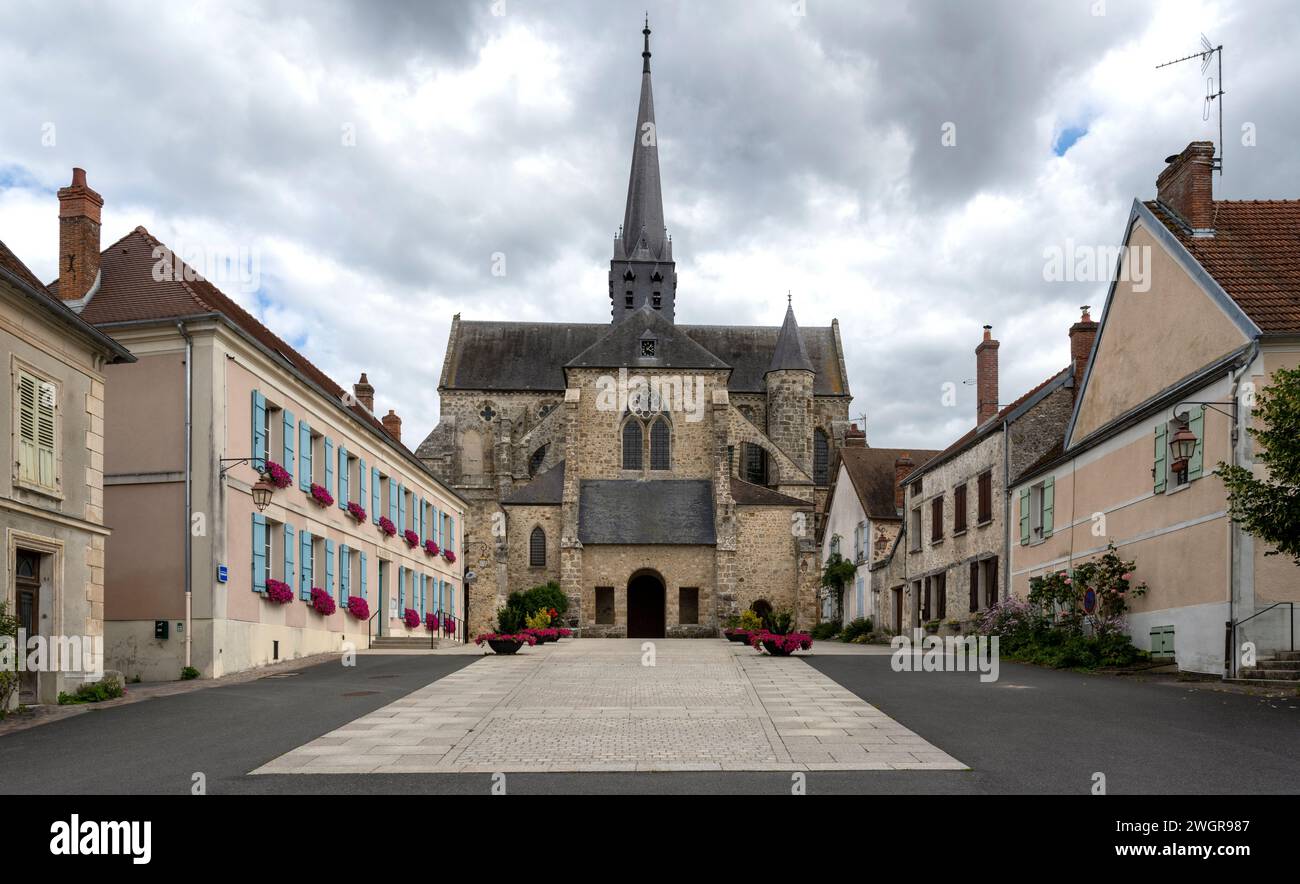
[762,640,795,657]
[724,629,750,644]
[487,640,525,655]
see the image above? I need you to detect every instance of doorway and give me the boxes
[15,550,40,704]
[626,572,665,639]
[892,586,903,635]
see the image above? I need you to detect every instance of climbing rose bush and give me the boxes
[309,483,334,507]
[310,587,336,616]
[403,608,420,629]
[264,461,292,489]
[346,596,369,621]
[347,502,367,523]
[265,578,293,605]
[377,516,397,537]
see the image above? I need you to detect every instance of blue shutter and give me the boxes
[360,551,368,600]
[371,468,381,524]
[324,438,334,498]
[398,565,406,611]
[325,539,336,600]
[398,484,407,532]
[284,523,295,588]
[417,574,424,614]
[252,513,267,593]
[358,458,367,514]
[448,516,455,554]
[340,544,350,602]
[299,422,311,492]
[300,530,313,599]
[389,477,398,525]
[283,410,295,479]
[337,445,348,509]
[251,391,267,466]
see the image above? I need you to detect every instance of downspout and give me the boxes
[1226,340,1259,679]
[176,321,194,671]
[1002,419,1011,600]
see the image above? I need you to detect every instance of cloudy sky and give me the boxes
[2,0,1297,450]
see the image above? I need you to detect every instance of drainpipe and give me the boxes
[176,321,193,671]
[1002,419,1011,600]
[1225,340,1259,679]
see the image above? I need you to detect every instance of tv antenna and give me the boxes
[1156,34,1224,175]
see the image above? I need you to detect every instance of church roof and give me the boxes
[729,477,810,507]
[578,479,716,545]
[501,460,565,506]
[767,303,815,374]
[440,319,849,395]
[566,302,729,371]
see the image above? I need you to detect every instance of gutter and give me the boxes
[176,321,194,672]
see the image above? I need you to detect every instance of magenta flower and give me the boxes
[442,549,457,564]
[425,612,441,632]
[377,516,397,537]
[310,587,336,616]
[265,578,293,605]
[263,461,293,489]
[309,483,334,507]
[424,540,440,557]
[347,501,367,523]
[403,530,420,549]
[403,608,420,629]
[346,596,370,621]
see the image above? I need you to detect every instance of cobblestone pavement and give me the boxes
[252,639,967,774]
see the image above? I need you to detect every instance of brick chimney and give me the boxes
[975,325,1000,426]
[1069,305,1099,396]
[353,373,375,411]
[57,168,104,301]
[844,423,866,448]
[381,409,402,442]
[1156,141,1216,234]
[894,454,914,511]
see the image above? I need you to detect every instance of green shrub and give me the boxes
[763,608,795,635]
[810,621,841,641]
[506,582,568,622]
[0,601,18,718]
[841,618,873,642]
[496,605,526,634]
[525,608,551,630]
[57,679,125,705]
[737,610,764,632]
[180,666,200,681]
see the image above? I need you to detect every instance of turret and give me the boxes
[764,300,816,477]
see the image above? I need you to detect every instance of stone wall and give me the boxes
[504,503,562,596]
[578,545,717,638]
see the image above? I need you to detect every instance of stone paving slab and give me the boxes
[251,640,967,774]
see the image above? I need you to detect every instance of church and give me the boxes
[416,23,854,639]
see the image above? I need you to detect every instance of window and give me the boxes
[813,429,829,485]
[15,369,58,491]
[930,495,944,543]
[1019,478,1055,544]
[625,292,634,309]
[311,431,325,485]
[969,561,980,613]
[909,508,921,552]
[649,418,671,470]
[679,587,699,625]
[1155,410,1205,493]
[953,483,967,534]
[743,443,768,485]
[829,535,841,557]
[977,471,992,524]
[622,420,644,470]
[595,587,615,625]
[983,557,998,609]
[529,527,546,567]
[652,293,662,309]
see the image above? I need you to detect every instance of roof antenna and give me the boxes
[1156,34,1224,176]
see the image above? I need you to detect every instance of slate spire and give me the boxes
[619,18,667,262]
[767,302,815,374]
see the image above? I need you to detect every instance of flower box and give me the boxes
[403,530,420,549]
[424,540,440,557]
[377,516,397,538]
[265,578,293,605]
[346,596,370,621]
[310,587,336,616]
[309,483,334,507]
[749,631,813,657]
[403,608,420,629]
[442,549,457,565]
[347,502,367,523]
[425,613,441,632]
[264,461,293,489]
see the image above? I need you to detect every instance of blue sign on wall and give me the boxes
[217,565,229,583]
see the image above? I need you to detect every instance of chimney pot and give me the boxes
[843,423,867,447]
[1156,141,1216,233]
[57,167,104,301]
[1069,306,1099,397]
[381,409,402,443]
[975,326,1000,426]
[353,373,375,411]
[894,455,914,511]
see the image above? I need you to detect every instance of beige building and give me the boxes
[1,227,134,706]
[1011,142,1300,677]
[871,318,1086,635]
[40,169,466,681]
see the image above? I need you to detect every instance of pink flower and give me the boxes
[347,502,367,522]
[425,613,441,632]
[443,549,457,565]
[309,483,334,507]
[263,461,293,489]
[346,596,370,620]
[377,516,397,537]
[424,540,441,557]
[403,608,420,629]
[310,587,336,616]
[265,578,293,605]
[403,530,420,549]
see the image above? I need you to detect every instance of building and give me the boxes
[817,424,937,627]
[871,318,1086,634]
[1,228,134,706]
[417,24,854,638]
[1010,141,1300,676]
[41,169,466,681]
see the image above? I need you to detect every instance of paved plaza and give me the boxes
[253,639,967,774]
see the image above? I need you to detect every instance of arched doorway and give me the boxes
[627,572,666,638]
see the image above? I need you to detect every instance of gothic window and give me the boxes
[622,420,644,470]
[813,429,830,485]
[461,429,484,477]
[478,403,497,423]
[529,527,546,567]
[650,418,671,470]
[529,445,547,477]
[743,443,768,485]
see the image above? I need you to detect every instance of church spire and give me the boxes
[619,17,667,262]
[767,301,815,375]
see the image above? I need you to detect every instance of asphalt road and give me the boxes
[1,651,1296,795]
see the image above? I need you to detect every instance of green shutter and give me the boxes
[340,544,350,603]
[1042,476,1055,538]
[1154,424,1167,493]
[1188,406,1206,480]
[1019,488,1030,546]
[252,513,267,593]
[283,409,295,479]
[360,551,368,600]
[300,530,313,599]
[299,422,312,492]
[284,523,295,588]
[324,438,334,496]
[251,391,267,466]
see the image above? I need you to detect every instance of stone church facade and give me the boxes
[417,24,852,638]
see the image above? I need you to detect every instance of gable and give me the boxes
[1070,214,1252,445]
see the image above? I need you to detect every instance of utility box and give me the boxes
[154,620,169,641]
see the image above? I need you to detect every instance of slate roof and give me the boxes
[441,319,849,395]
[566,303,729,371]
[578,479,716,545]
[729,477,810,507]
[0,238,134,362]
[1145,199,1300,333]
[501,461,565,506]
[767,304,815,374]
[835,446,941,520]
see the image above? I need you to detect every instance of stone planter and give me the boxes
[487,640,526,656]
[761,640,795,657]
[725,630,750,644]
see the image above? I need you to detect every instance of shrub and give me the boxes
[841,618,873,643]
[737,610,764,632]
[0,601,19,716]
[496,605,526,634]
[180,666,200,680]
[810,621,840,641]
[507,582,568,620]
[525,608,552,630]
[763,608,795,635]
[58,678,125,705]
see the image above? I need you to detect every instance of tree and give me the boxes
[1216,366,1300,564]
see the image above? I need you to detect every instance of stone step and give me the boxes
[1224,677,1300,689]
[370,637,440,649]
[1274,650,1300,663]
[1253,660,1300,672]
[1240,667,1300,680]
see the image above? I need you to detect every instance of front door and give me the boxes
[626,573,665,639]
[15,551,40,703]
[892,586,902,635]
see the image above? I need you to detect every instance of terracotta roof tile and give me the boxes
[1146,199,1300,333]
[836,447,940,520]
